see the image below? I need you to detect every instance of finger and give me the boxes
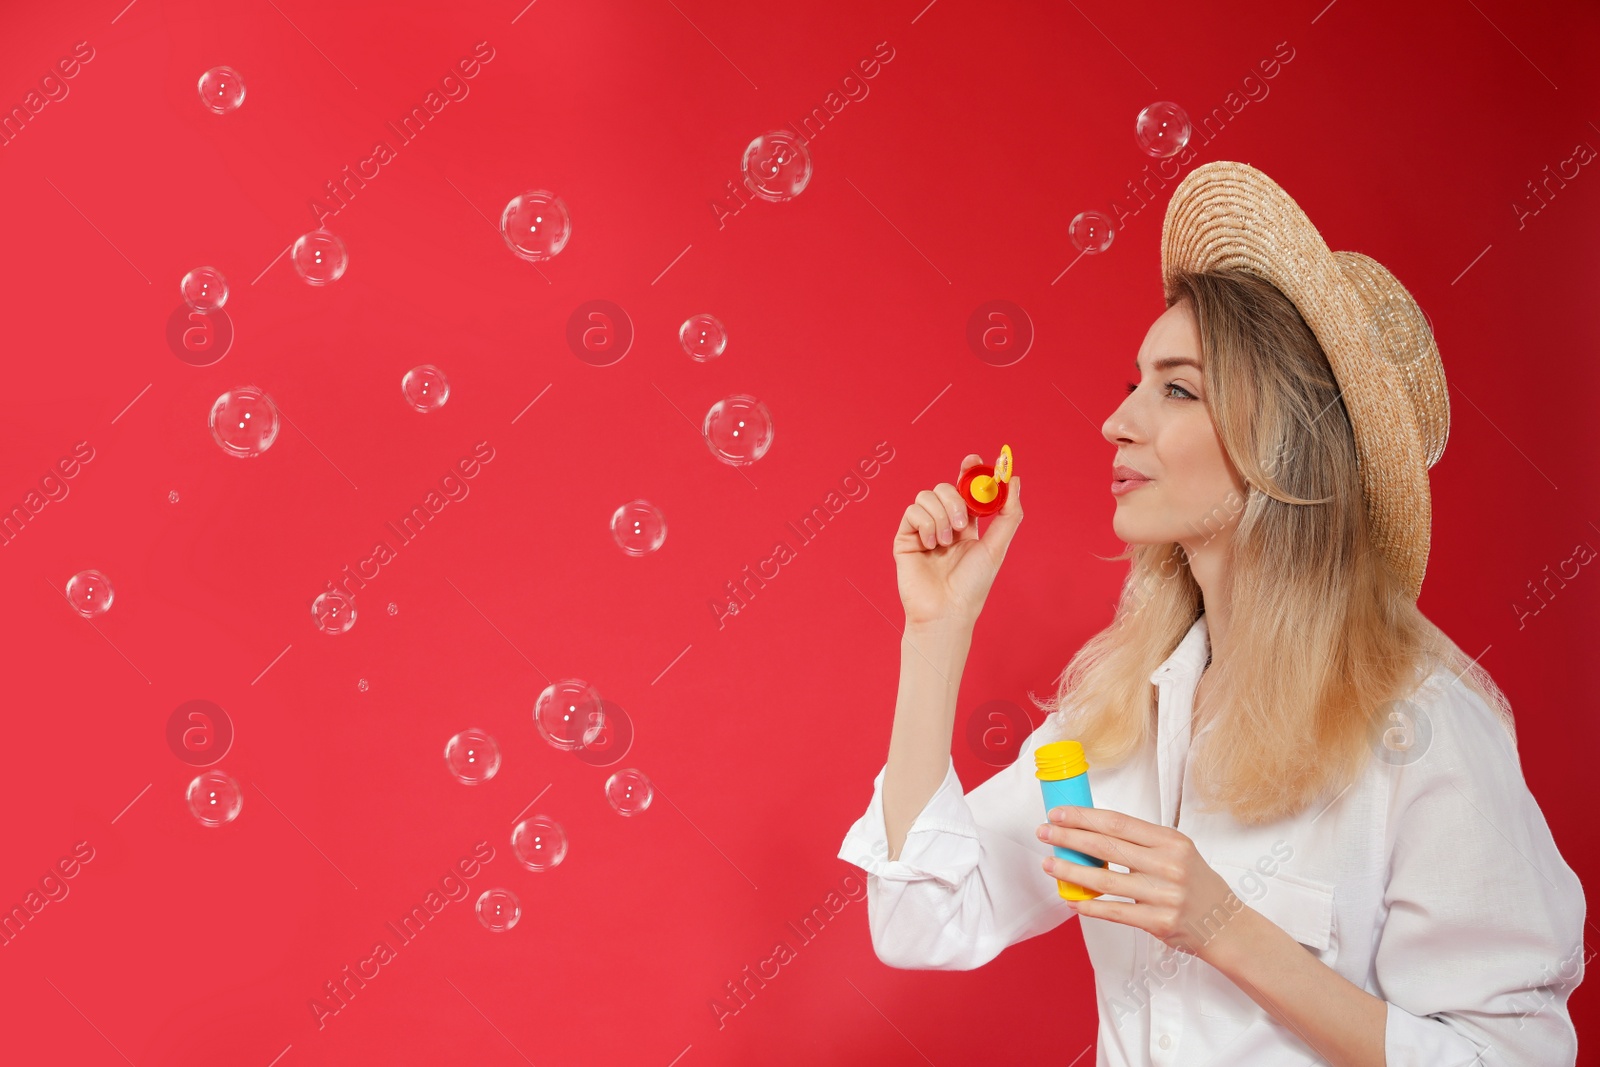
[1042,856,1134,899]
[978,474,1023,558]
[915,488,958,546]
[1049,803,1168,849]
[1041,822,1157,877]
[957,453,984,480]
[931,482,973,538]
[898,501,939,551]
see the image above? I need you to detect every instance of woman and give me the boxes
[837,161,1586,1066]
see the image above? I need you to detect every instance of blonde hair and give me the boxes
[1030,267,1515,826]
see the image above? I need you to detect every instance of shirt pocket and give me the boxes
[1198,863,1338,1020]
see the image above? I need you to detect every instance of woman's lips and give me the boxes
[1111,477,1151,496]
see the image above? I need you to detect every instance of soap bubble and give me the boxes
[533,678,604,751]
[209,386,280,458]
[510,815,568,871]
[742,130,811,201]
[444,728,501,784]
[500,190,571,262]
[181,266,228,312]
[610,500,666,556]
[186,770,243,826]
[605,768,654,816]
[476,888,521,932]
[65,570,113,617]
[401,365,450,412]
[679,314,728,361]
[292,229,348,285]
[1134,101,1191,158]
[198,66,245,114]
[703,394,774,466]
[311,590,356,635]
[1069,210,1115,254]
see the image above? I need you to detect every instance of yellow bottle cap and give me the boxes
[1035,739,1089,780]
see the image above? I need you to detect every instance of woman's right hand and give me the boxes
[894,453,1024,630]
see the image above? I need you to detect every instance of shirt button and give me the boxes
[1158,1034,1172,1050]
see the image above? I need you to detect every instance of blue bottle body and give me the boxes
[1041,773,1103,871]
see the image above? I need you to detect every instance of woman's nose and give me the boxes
[1103,401,1138,445]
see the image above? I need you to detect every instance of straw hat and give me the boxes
[1159,160,1449,601]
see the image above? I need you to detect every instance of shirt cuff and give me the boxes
[837,755,982,890]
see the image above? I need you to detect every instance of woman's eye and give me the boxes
[1125,381,1196,399]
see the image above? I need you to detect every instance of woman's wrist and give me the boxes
[904,615,976,641]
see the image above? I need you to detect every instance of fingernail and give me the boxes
[955,514,967,529]
[1036,825,1049,840]
[939,529,951,545]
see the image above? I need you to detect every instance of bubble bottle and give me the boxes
[1035,739,1106,901]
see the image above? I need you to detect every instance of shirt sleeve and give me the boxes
[1376,674,1587,1066]
[836,719,1078,970]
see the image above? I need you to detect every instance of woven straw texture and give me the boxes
[1159,161,1448,601]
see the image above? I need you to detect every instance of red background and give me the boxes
[1,0,1595,1064]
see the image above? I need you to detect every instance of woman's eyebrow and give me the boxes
[1134,356,1203,372]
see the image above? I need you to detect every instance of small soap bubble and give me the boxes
[1069,210,1115,254]
[311,590,356,634]
[187,769,243,826]
[444,728,502,784]
[605,768,654,816]
[500,190,571,262]
[292,229,348,285]
[181,266,228,312]
[679,314,727,361]
[357,678,369,692]
[610,500,667,557]
[198,66,245,114]
[1134,101,1191,159]
[168,490,180,503]
[702,394,774,466]
[510,815,568,872]
[401,365,450,412]
[476,888,521,932]
[534,678,604,751]
[209,386,280,457]
[387,602,398,616]
[741,130,812,201]
[65,570,113,617]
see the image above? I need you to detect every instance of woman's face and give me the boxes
[1101,300,1248,557]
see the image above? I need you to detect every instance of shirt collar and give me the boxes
[1148,612,1211,685]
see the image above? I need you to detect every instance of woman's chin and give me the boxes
[1111,515,1164,546]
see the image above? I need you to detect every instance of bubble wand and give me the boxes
[957,444,1015,518]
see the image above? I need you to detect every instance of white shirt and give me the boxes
[837,614,1586,1065]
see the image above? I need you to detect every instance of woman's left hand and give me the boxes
[1037,805,1247,962]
